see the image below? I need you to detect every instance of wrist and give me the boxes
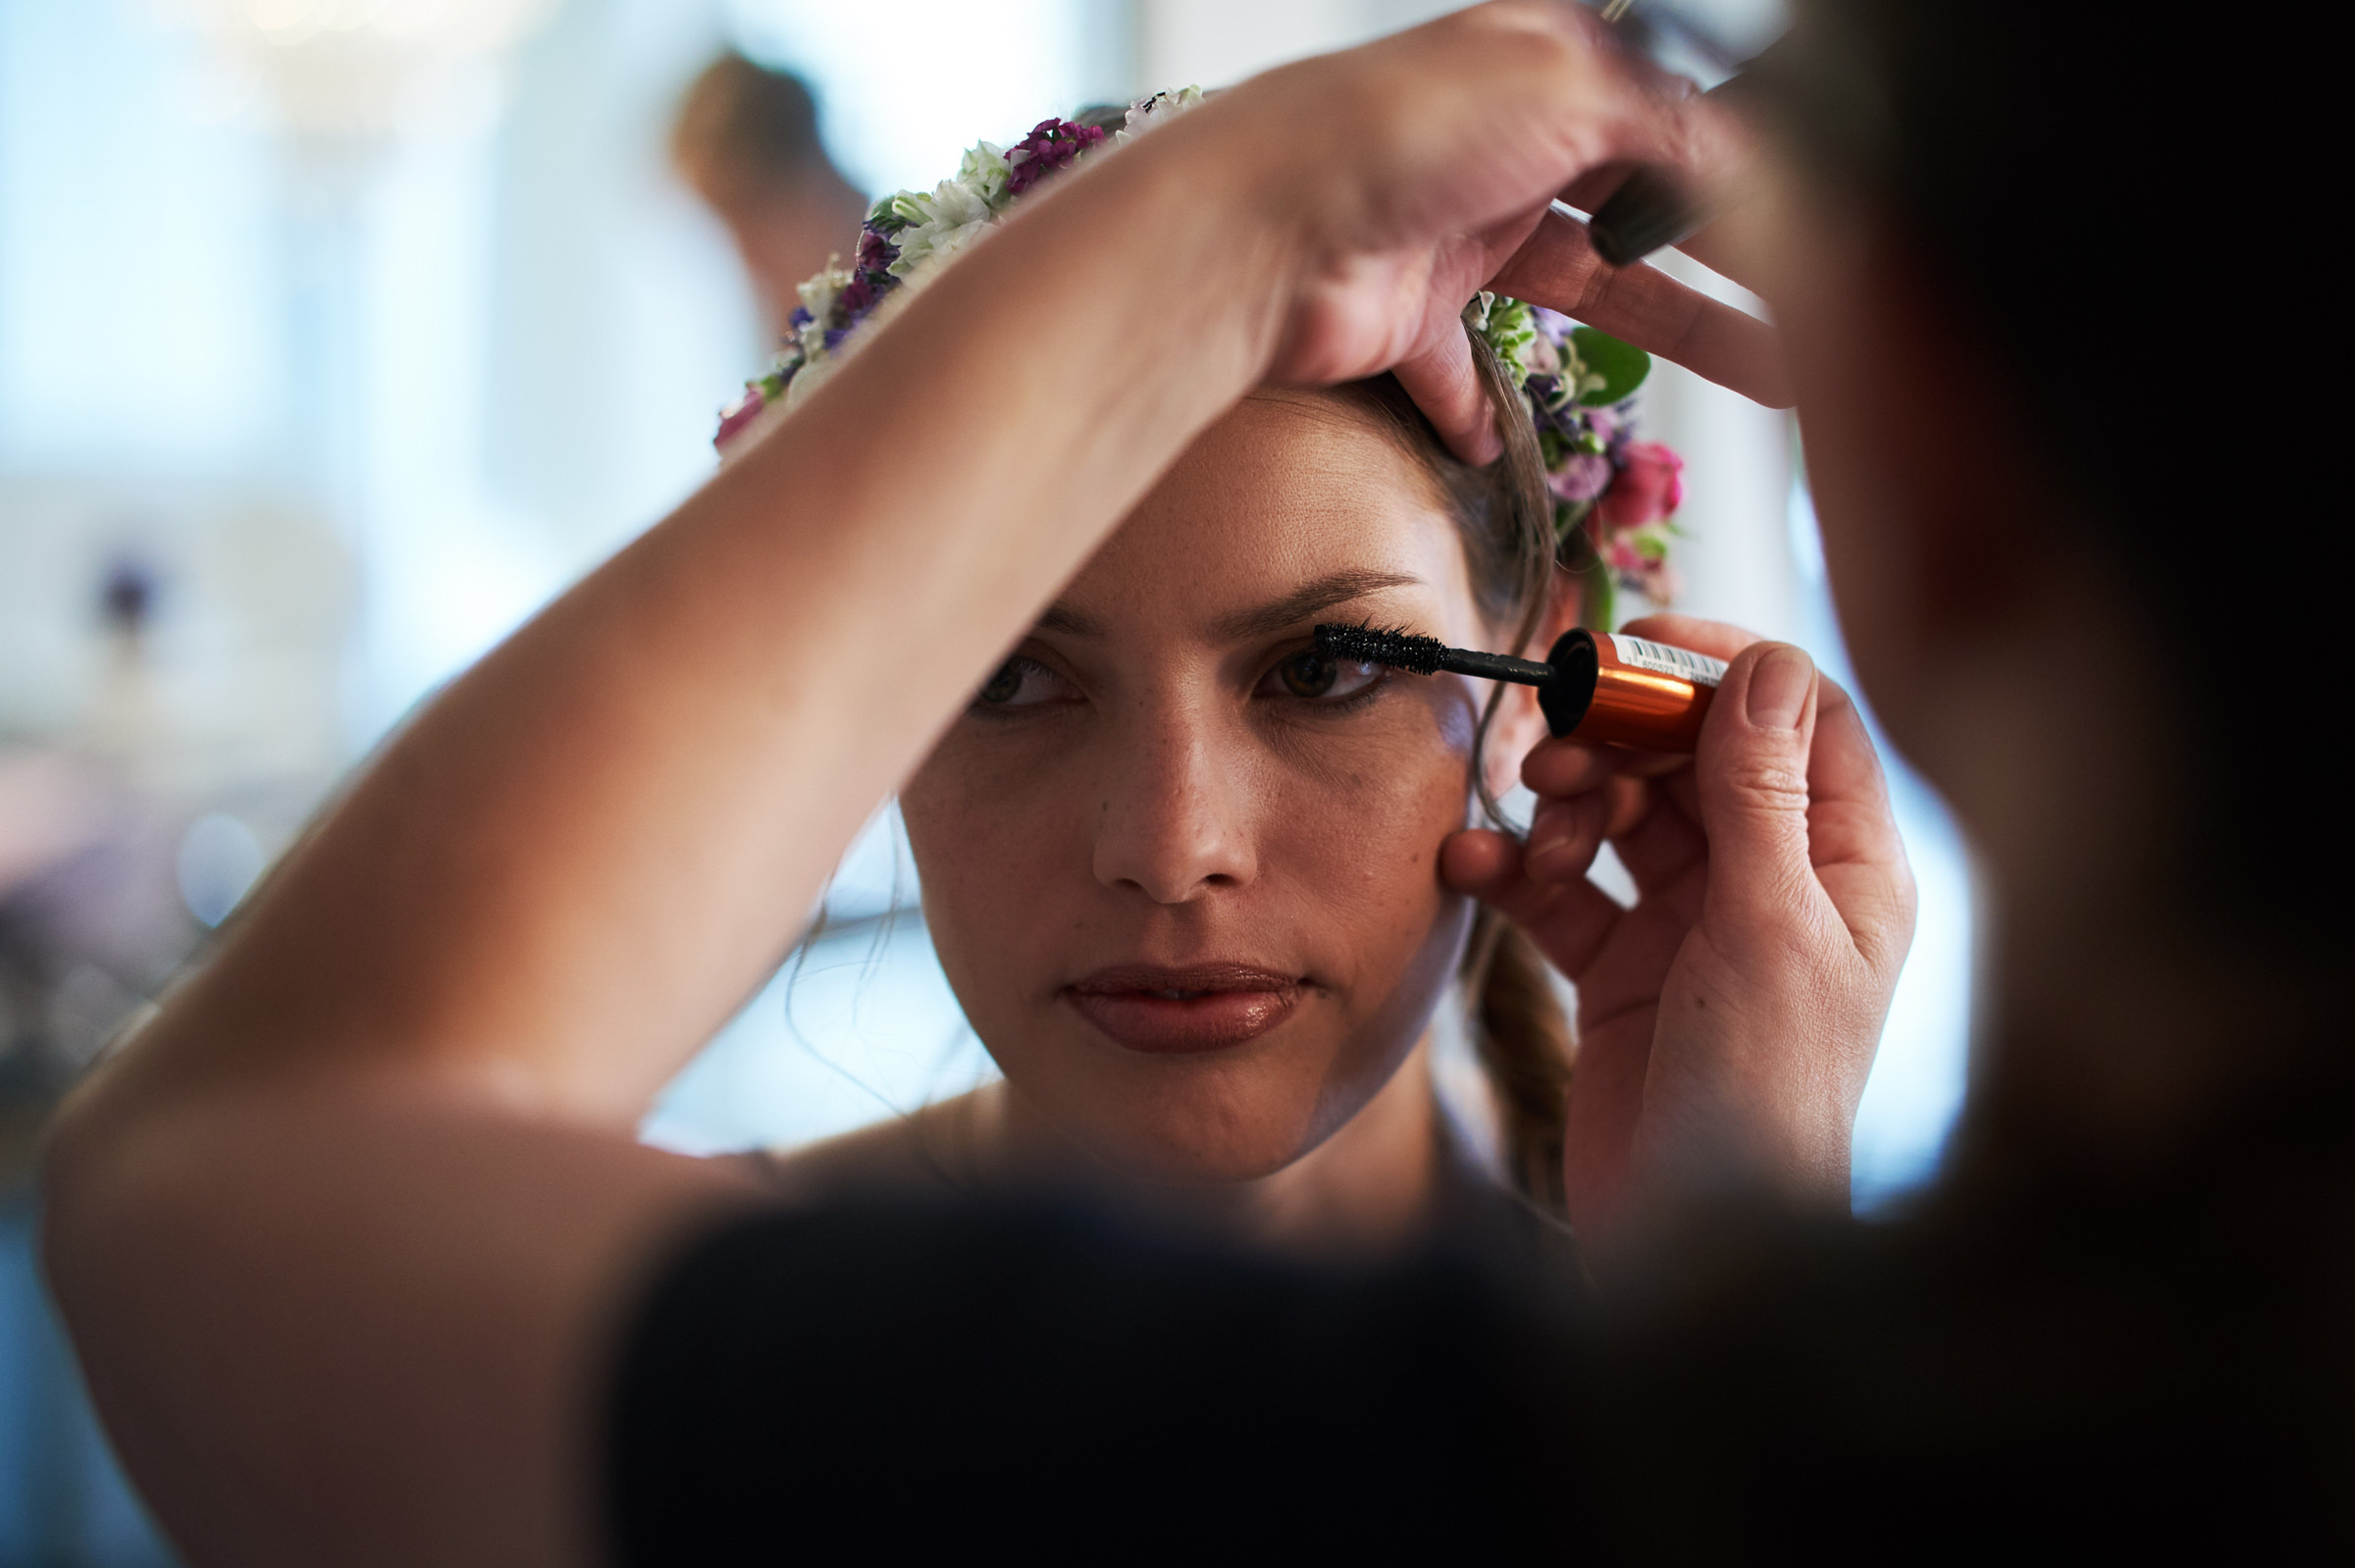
[1097,84,1332,389]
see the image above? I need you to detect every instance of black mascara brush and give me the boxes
[1316,622,1729,753]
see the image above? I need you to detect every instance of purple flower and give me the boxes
[857,226,899,275]
[823,327,851,353]
[839,275,876,316]
[1004,118,1107,195]
[1547,451,1615,502]
[1525,379,1586,435]
[786,305,812,329]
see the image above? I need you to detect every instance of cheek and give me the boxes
[905,694,1479,1037]
[1259,693,1479,969]
[900,737,1084,1008]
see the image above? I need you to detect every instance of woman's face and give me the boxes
[902,392,1505,1182]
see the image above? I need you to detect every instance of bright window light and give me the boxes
[723,0,1128,199]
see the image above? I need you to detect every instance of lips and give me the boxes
[1064,963,1304,1054]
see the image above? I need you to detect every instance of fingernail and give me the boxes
[1746,646,1812,731]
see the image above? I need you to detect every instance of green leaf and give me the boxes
[1569,327,1650,406]
[1582,553,1618,633]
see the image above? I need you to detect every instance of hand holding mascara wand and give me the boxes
[1317,622,1728,753]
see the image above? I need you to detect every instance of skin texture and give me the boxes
[893,392,1495,1231]
[37,9,1908,1565]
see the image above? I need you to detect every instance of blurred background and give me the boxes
[0,0,1970,1558]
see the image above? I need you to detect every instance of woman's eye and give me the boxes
[1264,652,1383,704]
[974,656,1070,709]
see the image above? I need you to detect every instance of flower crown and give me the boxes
[1464,293,1685,621]
[714,86,1683,620]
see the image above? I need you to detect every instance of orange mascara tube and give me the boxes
[1314,623,1727,753]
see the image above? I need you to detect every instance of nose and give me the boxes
[1090,705,1258,905]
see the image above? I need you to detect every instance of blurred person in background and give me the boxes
[671,53,868,337]
[37,2,2345,1563]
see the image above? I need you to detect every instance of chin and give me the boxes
[1036,1047,1365,1187]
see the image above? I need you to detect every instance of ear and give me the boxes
[1479,564,1585,805]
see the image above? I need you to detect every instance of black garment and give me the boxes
[610,1074,2352,1562]
[608,1197,1593,1559]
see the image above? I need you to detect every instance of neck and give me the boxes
[979,1039,1447,1257]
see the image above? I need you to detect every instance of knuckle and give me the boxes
[1719,757,1808,814]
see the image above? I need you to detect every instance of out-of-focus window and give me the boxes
[724,0,1134,196]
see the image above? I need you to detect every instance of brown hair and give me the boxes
[671,54,832,202]
[1323,328,1583,1217]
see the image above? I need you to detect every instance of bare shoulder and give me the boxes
[747,1084,1002,1204]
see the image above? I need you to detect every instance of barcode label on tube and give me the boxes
[1603,634,1726,687]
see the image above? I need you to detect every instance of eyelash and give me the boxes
[966,655,1073,718]
[1306,678,1388,715]
[966,647,1395,719]
[1255,650,1391,714]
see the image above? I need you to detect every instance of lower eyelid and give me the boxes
[1262,671,1389,710]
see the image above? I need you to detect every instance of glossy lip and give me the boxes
[1064,963,1305,1055]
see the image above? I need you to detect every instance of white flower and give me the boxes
[780,266,922,415]
[782,346,844,414]
[953,140,1011,207]
[1118,84,1205,142]
[896,216,996,284]
[793,258,853,358]
[887,142,1010,281]
[1558,336,1608,404]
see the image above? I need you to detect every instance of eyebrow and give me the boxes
[1031,567,1424,644]
[1209,568,1425,644]
[1036,602,1103,637]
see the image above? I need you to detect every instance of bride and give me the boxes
[748,96,1779,1248]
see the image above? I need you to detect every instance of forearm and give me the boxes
[92,108,1298,1126]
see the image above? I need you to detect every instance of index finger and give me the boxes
[1486,209,1792,407]
[1614,612,1762,663]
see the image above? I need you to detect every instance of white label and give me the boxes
[1602,633,1726,688]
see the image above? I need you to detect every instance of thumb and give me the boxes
[1694,642,1820,934]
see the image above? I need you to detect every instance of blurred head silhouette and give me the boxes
[1756,0,2338,1135]
[672,53,867,334]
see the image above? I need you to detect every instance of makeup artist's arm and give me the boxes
[35,8,1754,1566]
[1444,615,1916,1237]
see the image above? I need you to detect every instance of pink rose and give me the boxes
[1604,534,1681,605]
[1596,442,1684,532]
[713,385,766,451]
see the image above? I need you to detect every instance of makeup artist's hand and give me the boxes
[1220,0,1787,462]
[1440,616,1915,1234]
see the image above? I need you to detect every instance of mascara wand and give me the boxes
[1316,622,1729,753]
